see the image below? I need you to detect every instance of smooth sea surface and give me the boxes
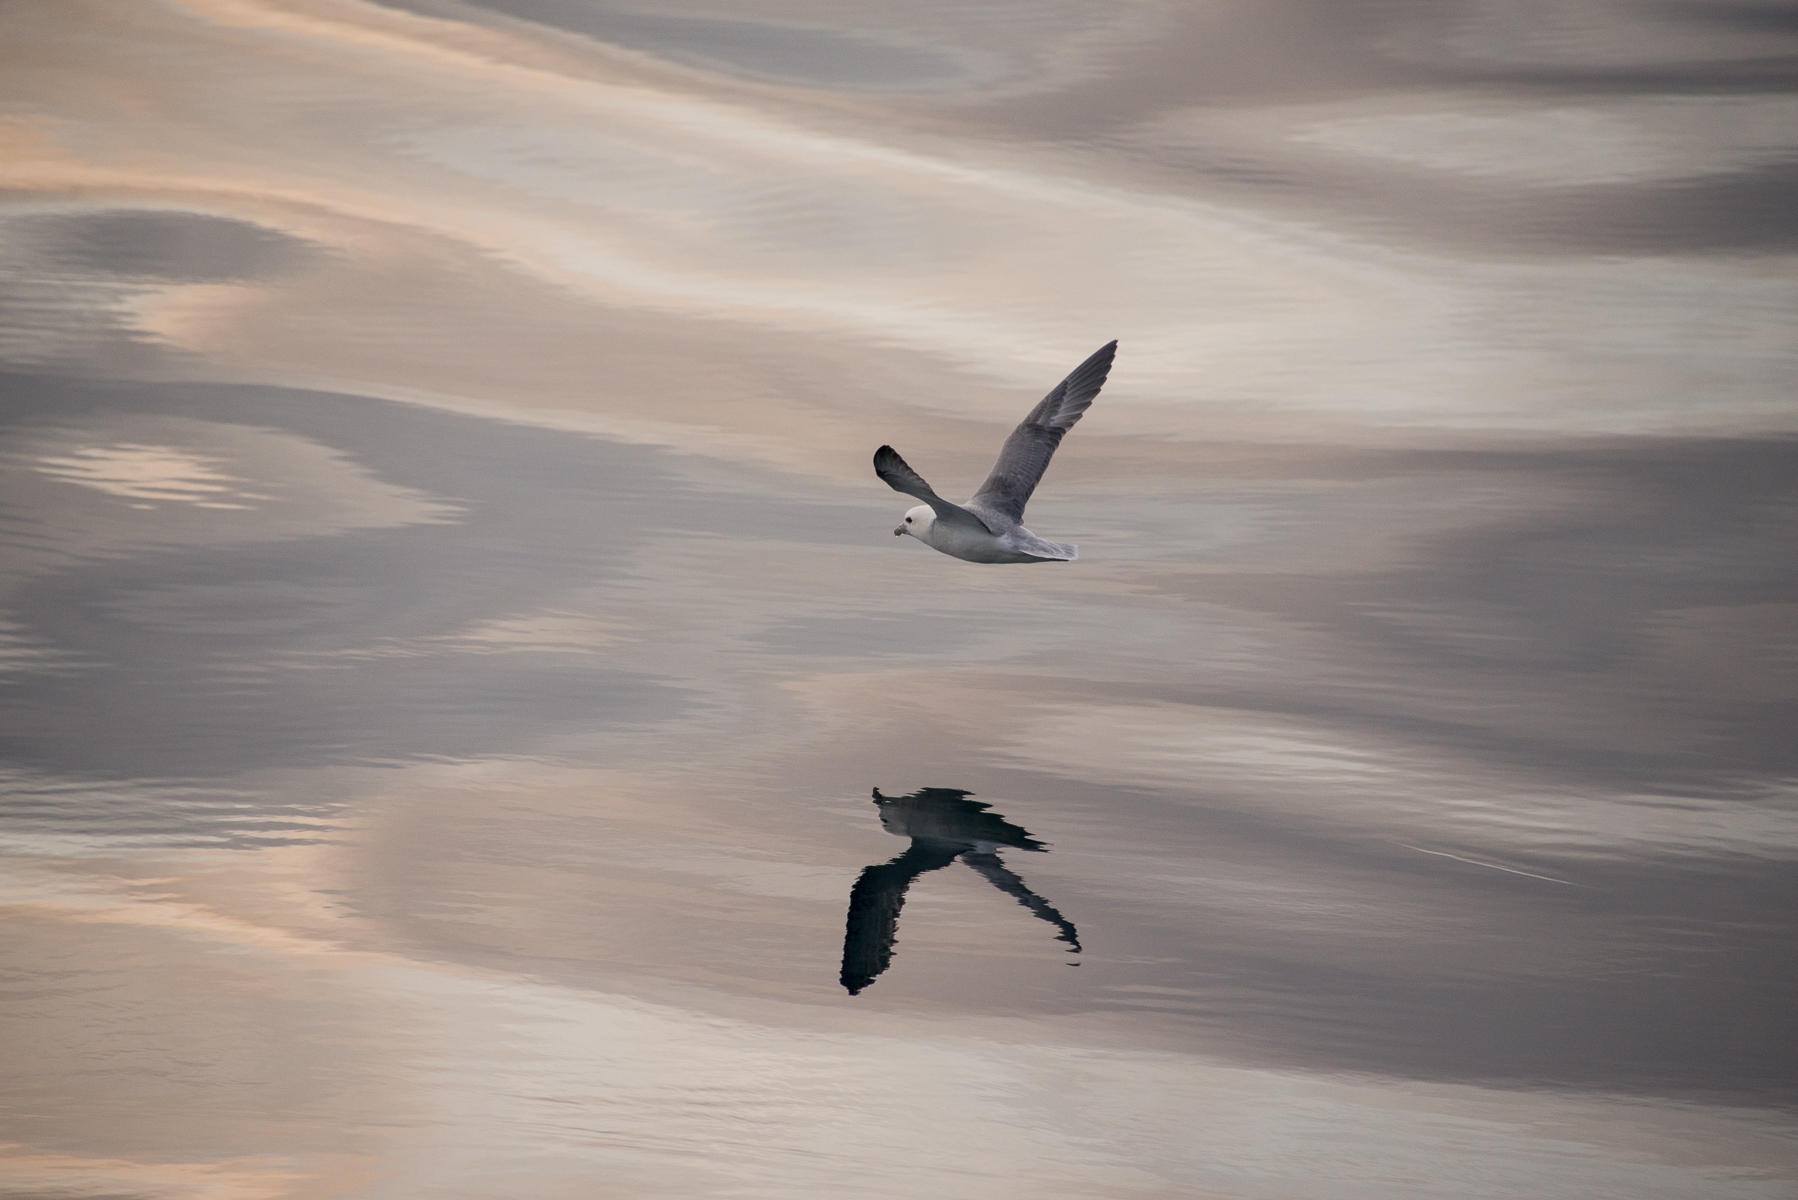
[3,2,1797,1197]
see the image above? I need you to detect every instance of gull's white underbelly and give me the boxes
[922,522,1066,563]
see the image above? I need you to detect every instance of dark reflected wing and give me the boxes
[961,851,1082,954]
[840,840,963,995]
[872,445,992,532]
[969,340,1116,525]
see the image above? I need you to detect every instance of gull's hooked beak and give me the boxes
[893,525,906,536]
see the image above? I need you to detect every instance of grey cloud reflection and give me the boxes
[841,787,1080,995]
[0,371,846,847]
[377,0,997,92]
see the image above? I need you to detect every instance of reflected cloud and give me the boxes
[380,0,995,91]
[32,441,271,509]
[841,786,1079,995]
[3,0,1797,1190]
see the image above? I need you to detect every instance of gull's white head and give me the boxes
[894,504,933,540]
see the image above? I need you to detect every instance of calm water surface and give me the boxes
[3,2,1796,1196]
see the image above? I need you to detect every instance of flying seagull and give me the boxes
[875,340,1117,563]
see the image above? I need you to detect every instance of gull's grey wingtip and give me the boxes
[873,444,905,476]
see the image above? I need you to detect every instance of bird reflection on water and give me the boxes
[840,787,1081,995]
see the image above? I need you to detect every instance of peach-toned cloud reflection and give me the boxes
[5,0,1789,476]
[4,1,1797,1196]
[6,810,1795,1200]
[0,1145,305,1200]
[33,442,269,509]
[0,415,454,582]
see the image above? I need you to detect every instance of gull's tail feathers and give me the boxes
[1031,540,1077,562]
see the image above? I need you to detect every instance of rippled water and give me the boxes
[3,2,1796,1196]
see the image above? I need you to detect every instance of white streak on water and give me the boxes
[1395,842,1585,888]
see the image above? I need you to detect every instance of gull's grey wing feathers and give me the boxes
[969,340,1116,526]
[873,445,996,534]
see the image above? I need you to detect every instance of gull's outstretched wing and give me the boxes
[873,445,993,533]
[840,839,964,995]
[969,340,1116,525]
